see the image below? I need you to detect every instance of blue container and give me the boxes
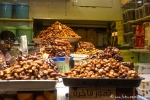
[0,2,12,18]
[15,3,29,18]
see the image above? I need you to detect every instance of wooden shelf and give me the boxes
[121,0,135,8]
[130,49,150,53]
[124,15,150,24]
[0,18,33,22]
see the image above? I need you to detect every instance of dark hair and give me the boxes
[0,30,15,41]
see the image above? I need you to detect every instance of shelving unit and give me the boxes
[121,0,135,8]
[0,18,33,22]
[125,15,150,24]
[130,49,150,53]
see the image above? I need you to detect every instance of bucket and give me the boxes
[15,3,29,18]
[17,26,32,43]
[0,2,12,18]
[1,26,16,35]
[51,57,73,73]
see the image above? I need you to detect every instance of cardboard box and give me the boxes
[135,63,150,74]
[121,0,129,5]
[116,21,123,29]
[139,81,150,89]
[139,74,150,81]
[137,88,150,99]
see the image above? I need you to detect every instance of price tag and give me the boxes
[42,53,49,60]
[112,32,115,37]
[69,87,116,100]
[40,46,45,52]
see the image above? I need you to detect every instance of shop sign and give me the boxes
[69,87,116,100]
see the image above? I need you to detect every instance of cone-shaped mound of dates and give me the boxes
[35,21,80,47]
[63,58,139,79]
[0,55,62,80]
[87,46,123,62]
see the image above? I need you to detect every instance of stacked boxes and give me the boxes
[136,65,150,99]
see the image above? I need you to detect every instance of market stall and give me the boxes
[0,21,145,100]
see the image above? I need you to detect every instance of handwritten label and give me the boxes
[137,63,150,74]
[69,87,116,100]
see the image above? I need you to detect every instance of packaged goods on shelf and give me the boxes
[132,25,137,35]
[139,6,144,18]
[115,21,123,29]
[126,22,132,32]
[123,23,128,33]
[138,79,150,89]
[142,3,150,17]
[137,88,150,99]
[137,74,150,99]
[135,37,141,49]
[135,0,143,8]
[143,0,150,3]
[124,9,135,21]
[139,36,145,49]
[135,8,140,19]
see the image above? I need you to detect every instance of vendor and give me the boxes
[0,30,15,62]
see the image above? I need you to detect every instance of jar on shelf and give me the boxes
[125,9,135,21]
[135,25,141,37]
[129,32,135,42]
[142,3,150,17]
[126,22,132,32]
[123,34,128,44]
[139,6,144,18]
[123,23,128,33]
[132,25,137,35]
[143,0,150,3]
[135,8,140,19]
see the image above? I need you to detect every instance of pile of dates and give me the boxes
[41,39,72,57]
[35,31,59,48]
[75,48,103,55]
[35,21,80,47]
[0,55,62,80]
[51,21,80,38]
[51,39,72,57]
[77,41,95,49]
[87,46,123,62]
[63,58,139,79]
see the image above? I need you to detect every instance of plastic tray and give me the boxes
[62,77,144,88]
[0,80,57,91]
